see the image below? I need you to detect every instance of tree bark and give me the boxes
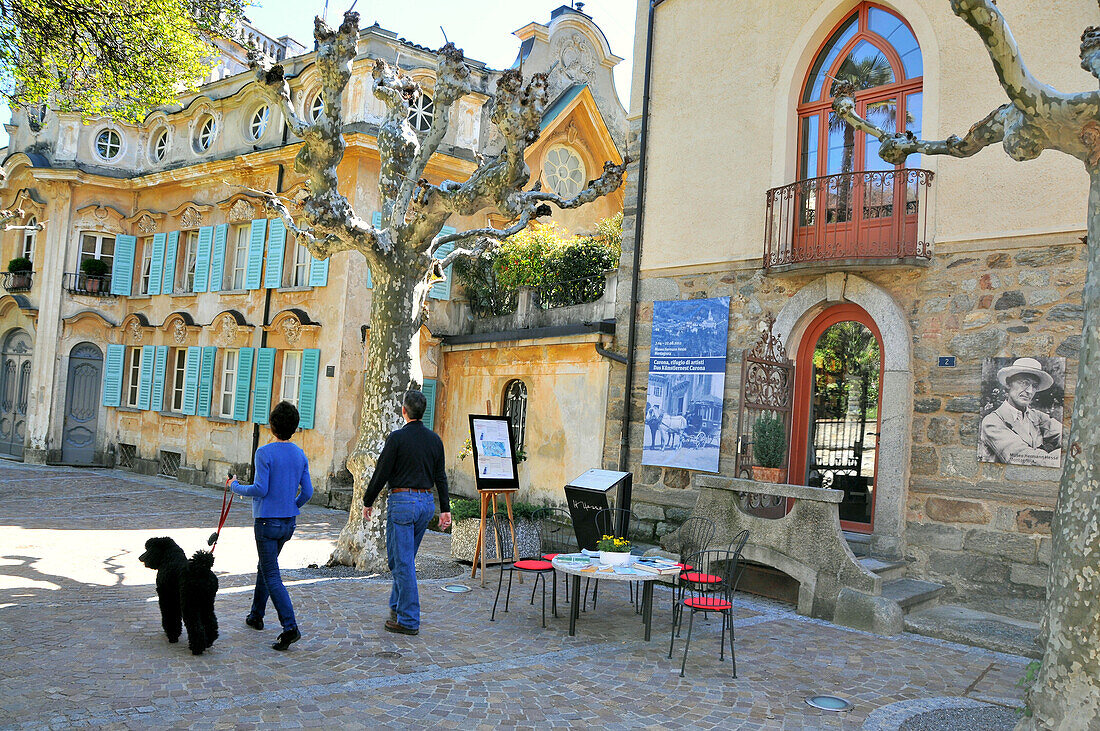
[1019,170,1100,729]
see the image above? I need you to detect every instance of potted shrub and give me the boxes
[81,257,109,293]
[448,496,543,563]
[751,413,788,483]
[7,257,31,289]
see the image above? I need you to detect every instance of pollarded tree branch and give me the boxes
[432,203,552,268]
[249,55,311,138]
[833,83,1008,163]
[231,184,362,258]
[519,158,631,210]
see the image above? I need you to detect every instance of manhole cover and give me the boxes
[805,695,853,712]
[374,651,401,659]
[442,584,471,593]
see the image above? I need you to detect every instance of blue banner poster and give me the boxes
[642,297,730,472]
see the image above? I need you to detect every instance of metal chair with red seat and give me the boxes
[488,512,557,627]
[669,517,720,631]
[532,507,576,610]
[668,534,749,678]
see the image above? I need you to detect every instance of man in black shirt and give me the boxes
[363,390,451,635]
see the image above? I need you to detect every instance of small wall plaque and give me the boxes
[326,365,335,377]
[938,356,956,367]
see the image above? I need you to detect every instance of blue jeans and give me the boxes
[250,517,298,633]
[386,492,434,629]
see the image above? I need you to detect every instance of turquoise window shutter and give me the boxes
[194,226,213,293]
[198,346,216,417]
[299,349,320,429]
[368,212,385,287]
[151,345,168,411]
[422,378,437,430]
[252,348,276,424]
[111,235,136,296]
[233,347,255,422]
[209,224,228,292]
[182,346,201,415]
[161,231,179,294]
[264,218,287,289]
[308,252,329,287]
[102,344,125,407]
[148,233,166,296]
[137,345,154,410]
[429,226,456,299]
[245,219,267,290]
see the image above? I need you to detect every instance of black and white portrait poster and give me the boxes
[978,356,1065,468]
[642,297,730,472]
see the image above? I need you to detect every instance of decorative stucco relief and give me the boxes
[229,199,255,222]
[179,206,203,229]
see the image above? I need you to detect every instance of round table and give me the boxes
[551,554,662,641]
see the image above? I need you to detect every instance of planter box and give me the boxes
[451,517,540,564]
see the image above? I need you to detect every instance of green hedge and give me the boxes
[450,496,546,522]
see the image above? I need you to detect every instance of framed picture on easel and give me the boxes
[468,414,519,492]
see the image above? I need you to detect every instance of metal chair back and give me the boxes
[594,507,633,541]
[677,517,717,563]
[487,512,517,564]
[535,507,576,557]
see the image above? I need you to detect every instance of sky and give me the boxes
[0,0,636,148]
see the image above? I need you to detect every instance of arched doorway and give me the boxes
[62,342,103,465]
[0,329,33,459]
[790,304,884,532]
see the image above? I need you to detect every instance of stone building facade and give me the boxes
[0,6,625,509]
[606,0,1090,617]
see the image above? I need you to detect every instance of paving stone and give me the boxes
[0,462,1028,728]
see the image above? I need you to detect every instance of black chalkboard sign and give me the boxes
[564,469,633,550]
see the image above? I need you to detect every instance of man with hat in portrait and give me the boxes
[979,357,1063,468]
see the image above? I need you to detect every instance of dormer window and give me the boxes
[408,92,434,133]
[250,105,270,140]
[95,129,122,161]
[152,130,169,162]
[196,116,217,151]
[309,92,324,122]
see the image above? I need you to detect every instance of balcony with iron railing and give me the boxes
[63,272,117,297]
[764,168,934,273]
[0,271,34,293]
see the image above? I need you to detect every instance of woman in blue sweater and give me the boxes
[230,401,314,651]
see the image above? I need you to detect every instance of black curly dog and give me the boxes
[139,537,219,655]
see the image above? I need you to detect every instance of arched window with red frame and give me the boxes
[799,4,923,183]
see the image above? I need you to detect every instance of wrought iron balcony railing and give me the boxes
[764,168,934,271]
[63,272,116,297]
[0,271,34,292]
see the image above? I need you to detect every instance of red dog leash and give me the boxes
[207,474,235,553]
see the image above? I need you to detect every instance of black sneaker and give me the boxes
[272,628,301,651]
[384,619,418,635]
[245,616,264,631]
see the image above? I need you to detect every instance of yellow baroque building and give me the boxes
[0,6,626,509]
[609,0,1090,620]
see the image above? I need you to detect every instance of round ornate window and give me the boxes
[408,92,434,133]
[95,129,122,161]
[250,104,270,140]
[151,129,170,162]
[544,146,585,198]
[309,92,324,122]
[196,116,216,151]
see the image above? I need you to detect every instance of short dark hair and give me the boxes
[403,389,427,420]
[269,401,300,439]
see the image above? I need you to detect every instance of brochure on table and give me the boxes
[468,414,520,492]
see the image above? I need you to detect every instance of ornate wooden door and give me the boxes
[62,343,103,464]
[0,329,32,459]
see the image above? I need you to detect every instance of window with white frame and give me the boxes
[220,349,238,417]
[95,129,122,161]
[79,233,115,268]
[169,348,187,412]
[231,224,249,289]
[152,129,169,162]
[281,351,301,407]
[408,92,434,132]
[544,146,585,198]
[309,92,324,122]
[139,236,154,294]
[197,116,216,151]
[250,105,270,140]
[22,218,36,261]
[180,230,199,291]
[292,239,310,286]
[126,347,142,407]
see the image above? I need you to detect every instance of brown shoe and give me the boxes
[384,619,419,635]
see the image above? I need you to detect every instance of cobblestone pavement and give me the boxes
[0,462,1028,729]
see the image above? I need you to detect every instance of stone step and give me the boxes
[880,578,946,613]
[904,604,1042,659]
[858,556,907,581]
[844,531,871,557]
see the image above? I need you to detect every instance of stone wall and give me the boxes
[606,237,1084,614]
